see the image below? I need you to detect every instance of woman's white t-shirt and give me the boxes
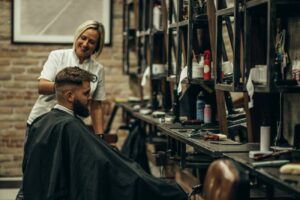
[27,49,106,125]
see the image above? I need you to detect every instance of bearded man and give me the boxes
[21,67,186,200]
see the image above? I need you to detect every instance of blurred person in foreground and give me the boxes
[20,67,187,200]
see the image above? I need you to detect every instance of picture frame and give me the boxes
[12,0,112,45]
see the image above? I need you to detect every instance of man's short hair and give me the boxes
[55,67,97,87]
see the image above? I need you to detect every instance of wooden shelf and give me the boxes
[151,74,167,80]
[168,23,178,29]
[216,7,234,17]
[215,83,245,92]
[137,30,150,37]
[177,20,189,27]
[167,75,176,82]
[189,78,214,86]
[126,0,134,5]
[276,85,300,93]
[245,0,268,8]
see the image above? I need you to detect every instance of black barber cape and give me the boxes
[23,109,187,200]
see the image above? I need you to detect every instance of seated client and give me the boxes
[21,66,186,200]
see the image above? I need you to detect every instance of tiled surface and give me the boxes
[0,162,160,200]
[0,189,18,200]
[0,177,21,200]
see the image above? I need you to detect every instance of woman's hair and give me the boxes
[73,20,105,58]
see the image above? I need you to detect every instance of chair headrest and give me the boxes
[202,159,249,200]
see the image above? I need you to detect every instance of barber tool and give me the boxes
[260,121,270,152]
[252,150,291,161]
[152,111,165,118]
[181,119,202,125]
[210,140,241,145]
[187,129,206,138]
[252,160,290,168]
[204,133,227,141]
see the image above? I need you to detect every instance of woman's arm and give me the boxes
[90,100,104,135]
[38,79,55,95]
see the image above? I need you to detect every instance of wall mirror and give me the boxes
[12,0,112,45]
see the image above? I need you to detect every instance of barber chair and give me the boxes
[101,100,119,144]
[86,99,119,144]
[189,159,249,200]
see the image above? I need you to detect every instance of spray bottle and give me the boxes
[203,50,211,80]
[196,91,205,122]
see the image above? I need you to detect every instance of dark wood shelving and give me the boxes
[215,83,246,92]
[245,0,268,8]
[126,0,134,5]
[151,74,167,80]
[216,7,234,17]
[177,20,189,27]
[189,78,214,86]
[276,85,300,93]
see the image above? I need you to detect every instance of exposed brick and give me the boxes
[14,74,39,81]
[0,73,11,80]
[0,35,10,40]
[27,66,43,74]
[0,59,10,66]
[0,99,29,107]
[0,123,14,129]
[0,115,26,122]
[12,67,26,73]
[15,107,32,115]
[0,107,13,114]
[1,81,28,89]
[14,123,27,130]
[13,59,40,66]
[0,146,23,154]
[0,154,13,162]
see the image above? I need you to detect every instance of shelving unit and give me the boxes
[123,0,171,110]
[215,0,245,92]
[167,0,217,120]
[244,0,300,93]
[120,0,300,196]
[122,0,137,75]
[121,1,300,196]
[123,0,300,144]
[243,0,300,144]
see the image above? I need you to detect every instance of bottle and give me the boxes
[151,91,159,110]
[172,85,180,123]
[274,55,282,84]
[204,104,211,124]
[196,91,205,122]
[198,55,204,78]
[203,50,211,80]
[192,54,201,78]
[260,120,270,152]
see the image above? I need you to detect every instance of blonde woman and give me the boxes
[28,20,106,136]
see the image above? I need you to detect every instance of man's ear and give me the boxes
[65,90,75,103]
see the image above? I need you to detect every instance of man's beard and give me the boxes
[73,99,90,117]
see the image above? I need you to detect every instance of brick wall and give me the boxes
[0,0,131,176]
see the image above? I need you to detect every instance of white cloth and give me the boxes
[27,49,106,124]
[246,68,255,108]
[53,104,74,116]
[177,66,188,94]
[141,66,150,86]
